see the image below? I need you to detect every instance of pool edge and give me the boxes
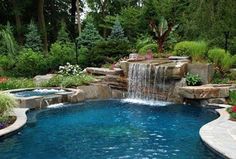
[200,104,236,159]
[0,108,29,138]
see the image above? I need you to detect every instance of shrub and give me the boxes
[227,106,236,120]
[229,91,236,105]
[43,74,94,88]
[15,48,47,77]
[0,78,35,90]
[57,20,70,43]
[174,41,207,61]
[92,40,130,66]
[136,34,155,51]
[58,63,82,76]
[186,73,202,86]
[0,55,15,71]
[48,42,75,71]
[208,48,236,72]
[0,93,17,122]
[108,16,127,41]
[0,23,18,55]
[139,43,157,55]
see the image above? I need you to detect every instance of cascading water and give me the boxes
[124,63,170,106]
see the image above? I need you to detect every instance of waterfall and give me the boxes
[124,63,170,106]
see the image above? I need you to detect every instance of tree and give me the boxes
[0,23,17,55]
[57,20,70,43]
[25,20,43,52]
[76,19,103,49]
[37,0,48,54]
[108,17,127,41]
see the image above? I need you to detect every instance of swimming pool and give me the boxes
[0,100,221,159]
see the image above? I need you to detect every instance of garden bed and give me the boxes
[0,116,16,130]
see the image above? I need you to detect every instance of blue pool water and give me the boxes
[0,100,221,159]
[13,89,65,97]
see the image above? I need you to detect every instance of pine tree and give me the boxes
[25,20,43,52]
[57,20,70,43]
[77,19,103,49]
[108,17,127,41]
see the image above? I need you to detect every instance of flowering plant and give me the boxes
[227,106,236,121]
[58,62,82,76]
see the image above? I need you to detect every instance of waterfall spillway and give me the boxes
[124,63,169,105]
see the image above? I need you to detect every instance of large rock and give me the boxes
[187,63,214,84]
[86,67,124,76]
[33,74,55,85]
[77,84,112,99]
[178,85,229,99]
[103,75,128,91]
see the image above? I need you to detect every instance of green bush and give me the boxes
[136,34,155,51]
[139,43,157,55]
[14,48,47,77]
[174,41,207,61]
[0,55,15,71]
[229,91,236,105]
[208,48,236,72]
[186,73,202,86]
[48,42,76,71]
[0,93,17,122]
[42,74,94,88]
[0,78,35,90]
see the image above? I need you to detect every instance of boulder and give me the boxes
[33,74,55,85]
[187,63,214,84]
[86,67,124,76]
[103,75,128,91]
[178,85,229,99]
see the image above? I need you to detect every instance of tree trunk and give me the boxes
[37,0,48,54]
[157,39,164,53]
[76,0,81,35]
[71,0,76,38]
[10,0,23,44]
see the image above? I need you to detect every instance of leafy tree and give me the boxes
[25,20,43,52]
[57,20,70,43]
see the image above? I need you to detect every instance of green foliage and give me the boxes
[208,48,236,72]
[48,42,75,71]
[229,91,236,105]
[0,23,17,55]
[43,74,95,88]
[0,78,35,90]
[108,17,127,41]
[139,44,157,55]
[77,20,103,49]
[136,34,155,51]
[186,73,202,86]
[57,20,70,43]
[0,55,15,71]
[25,20,42,52]
[0,93,16,122]
[227,106,236,120]
[15,49,47,77]
[78,46,90,68]
[92,40,130,65]
[174,41,208,61]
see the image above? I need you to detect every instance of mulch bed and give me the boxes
[0,116,16,130]
[0,77,8,83]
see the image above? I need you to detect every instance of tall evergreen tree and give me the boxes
[108,17,127,41]
[77,18,103,49]
[25,20,43,52]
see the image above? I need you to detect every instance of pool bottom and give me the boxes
[0,100,221,159]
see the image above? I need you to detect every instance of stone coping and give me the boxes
[0,108,28,137]
[200,104,236,159]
